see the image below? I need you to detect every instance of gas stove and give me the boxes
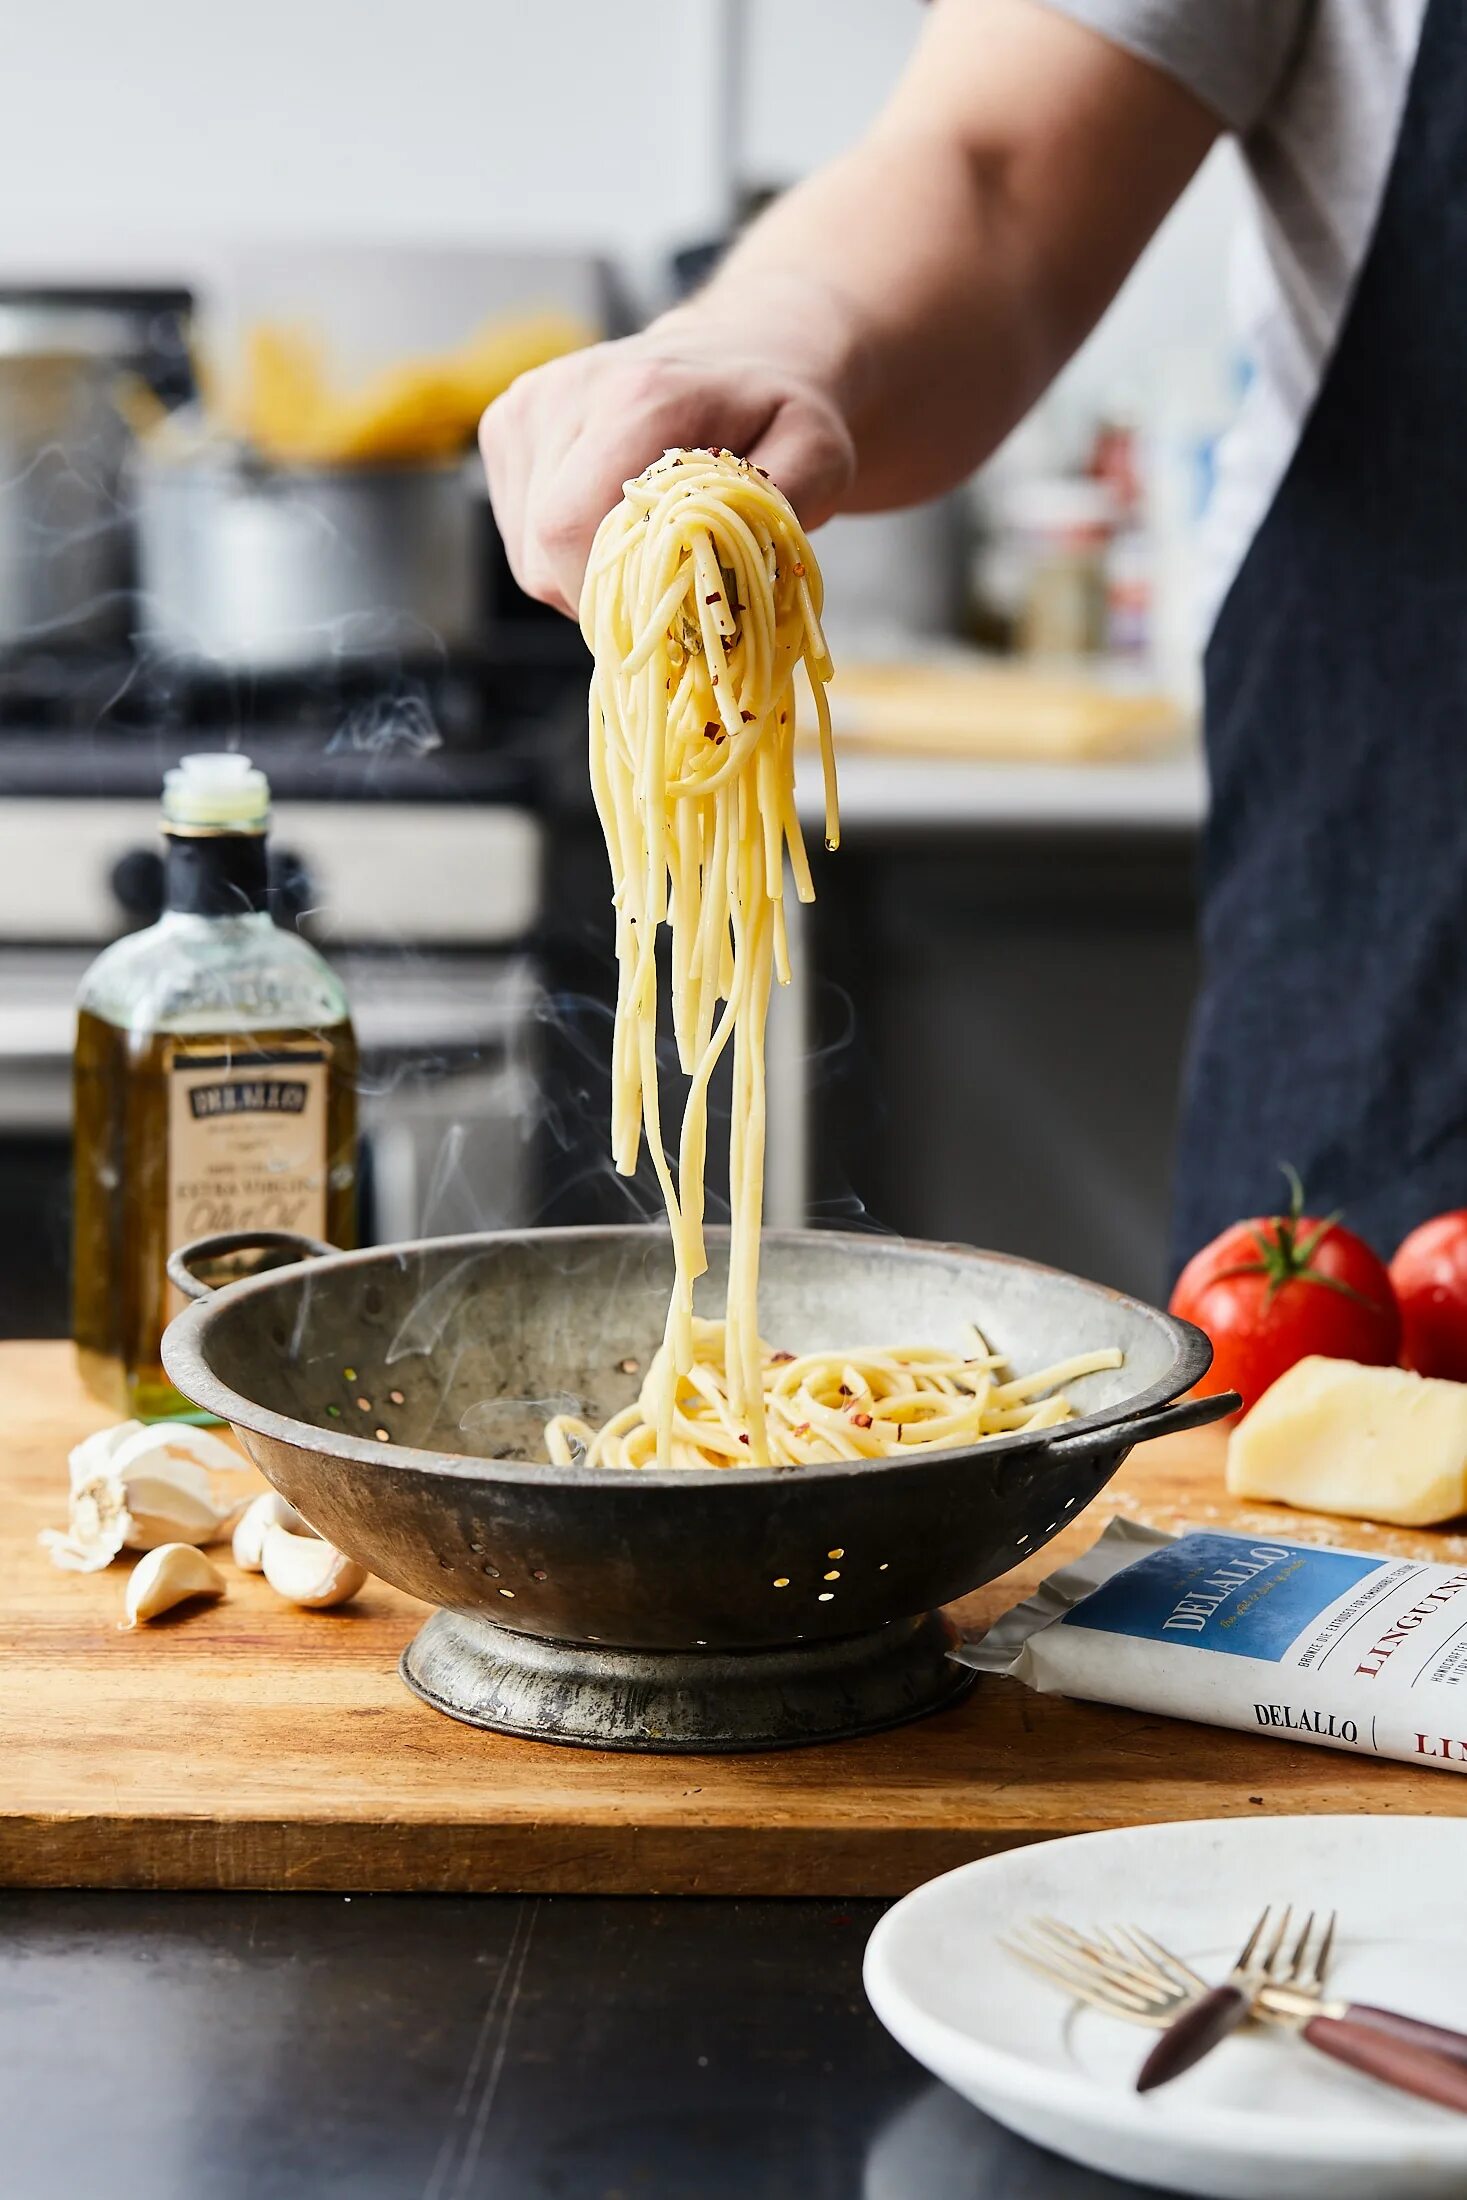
[0,626,591,943]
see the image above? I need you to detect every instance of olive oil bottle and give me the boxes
[72,754,358,1418]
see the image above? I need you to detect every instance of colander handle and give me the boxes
[167,1228,338,1302]
[1047,1388,1241,1461]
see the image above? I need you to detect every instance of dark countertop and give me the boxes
[0,1893,1159,2200]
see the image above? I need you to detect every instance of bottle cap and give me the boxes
[162,752,270,833]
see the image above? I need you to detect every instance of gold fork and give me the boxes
[1136,1904,1326,2089]
[1006,1911,1467,2112]
[1003,1917,1204,2031]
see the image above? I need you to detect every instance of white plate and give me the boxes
[864,1815,1467,2199]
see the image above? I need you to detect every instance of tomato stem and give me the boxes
[1209,1167,1385,1314]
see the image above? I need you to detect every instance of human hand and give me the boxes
[480,315,856,618]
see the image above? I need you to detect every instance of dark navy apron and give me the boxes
[1173,0,1467,1272]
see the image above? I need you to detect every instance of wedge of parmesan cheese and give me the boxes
[1226,1355,1467,1527]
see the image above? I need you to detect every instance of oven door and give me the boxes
[0,948,543,1338]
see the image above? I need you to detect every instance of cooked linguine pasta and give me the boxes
[550,448,1118,1470]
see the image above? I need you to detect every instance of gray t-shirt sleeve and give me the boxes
[1035,0,1311,133]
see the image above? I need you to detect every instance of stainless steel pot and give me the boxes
[160,1222,1236,1752]
[133,450,484,673]
[0,290,191,652]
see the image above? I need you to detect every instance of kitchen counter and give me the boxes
[801,745,1207,837]
[0,1888,1164,2199]
[5,1344,1463,2198]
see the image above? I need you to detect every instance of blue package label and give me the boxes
[1060,1532,1384,1664]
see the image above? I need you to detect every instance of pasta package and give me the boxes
[959,1518,1467,1776]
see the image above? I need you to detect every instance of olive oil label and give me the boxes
[167,1047,330,1301]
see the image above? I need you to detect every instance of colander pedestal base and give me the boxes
[399,1607,975,1753]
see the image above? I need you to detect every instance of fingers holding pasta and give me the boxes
[742,389,855,537]
[480,332,855,616]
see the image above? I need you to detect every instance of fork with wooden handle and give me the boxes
[1006,1914,1467,2112]
[1138,1906,1467,2101]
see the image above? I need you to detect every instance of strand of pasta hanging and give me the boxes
[572,448,837,1466]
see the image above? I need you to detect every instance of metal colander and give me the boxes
[162,1224,1232,1752]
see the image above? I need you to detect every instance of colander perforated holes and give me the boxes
[531,1569,548,1582]
[482,1563,500,1579]
[389,1390,405,1406]
[817,1591,835,1602]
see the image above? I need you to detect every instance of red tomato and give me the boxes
[1390,1211,1467,1380]
[1170,1172,1400,1413]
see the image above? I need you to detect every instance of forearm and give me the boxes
[481,0,1217,609]
[674,136,1040,510]
[680,0,1218,508]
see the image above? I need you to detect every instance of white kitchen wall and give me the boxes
[0,0,722,270]
[0,0,1242,415]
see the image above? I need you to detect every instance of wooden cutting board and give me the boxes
[3,1341,1463,1896]
[823,659,1187,762]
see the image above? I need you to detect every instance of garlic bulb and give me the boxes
[42,1419,249,1573]
[232,1491,310,1572]
[260,1523,367,1609]
[123,1543,226,1626]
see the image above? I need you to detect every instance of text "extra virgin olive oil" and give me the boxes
[73,753,358,1418]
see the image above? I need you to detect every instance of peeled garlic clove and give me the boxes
[232,1491,311,1572]
[124,1543,226,1627]
[261,1523,367,1609]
